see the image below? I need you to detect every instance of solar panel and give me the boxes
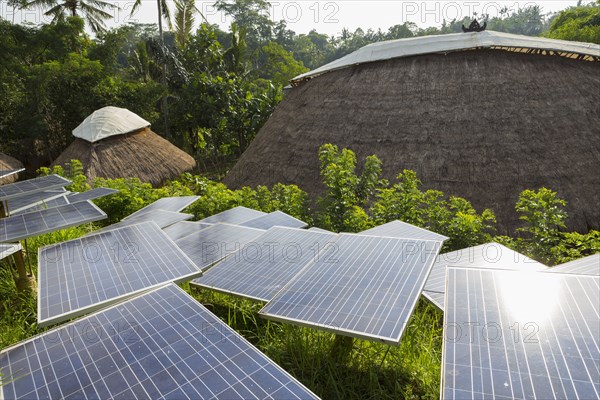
[0,201,107,242]
[259,234,442,344]
[12,195,71,215]
[0,174,71,201]
[123,195,200,220]
[162,221,212,241]
[4,189,69,215]
[0,168,24,180]
[199,206,266,225]
[38,221,200,327]
[3,284,319,399]
[309,227,333,233]
[442,267,600,400]
[192,227,337,301]
[66,187,119,204]
[239,210,308,230]
[175,223,266,270]
[423,242,547,310]
[97,210,193,234]
[545,253,600,276]
[360,220,449,242]
[0,243,22,260]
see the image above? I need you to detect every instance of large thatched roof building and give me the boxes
[0,153,24,184]
[53,107,196,187]
[225,31,600,233]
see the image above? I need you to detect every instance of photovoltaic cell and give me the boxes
[442,267,599,400]
[260,234,441,344]
[0,168,24,181]
[38,221,200,327]
[545,253,600,276]
[0,243,22,260]
[66,187,119,204]
[162,221,212,241]
[175,223,266,270]
[199,206,266,225]
[0,174,71,201]
[4,189,69,215]
[360,220,449,242]
[123,196,200,220]
[192,227,337,301]
[0,201,107,242]
[423,242,547,310]
[2,284,319,399]
[97,210,193,234]
[239,210,308,230]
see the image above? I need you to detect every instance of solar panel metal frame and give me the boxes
[162,221,213,241]
[2,283,320,400]
[309,227,333,233]
[0,174,71,201]
[423,242,548,310]
[97,209,193,234]
[123,195,200,220]
[4,188,70,215]
[198,206,266,225]
[37,221,201,327]
[259,233,442,344]
[0,168,24,180]
[66,187,119,204]
[174,223,266,271]
[360,220,449,242]
[239,210,309,230]
[441,267,600,400]
[0,200,107,243]
[544,253,600,276]
[0,243,22,260]
[191,226,338,302]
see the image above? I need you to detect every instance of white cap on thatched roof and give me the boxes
[292,31,600,83]
[73,106,150,143]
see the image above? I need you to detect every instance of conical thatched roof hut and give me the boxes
[53,107,196,187]
[225,31,600,233]
[0,153,24,184]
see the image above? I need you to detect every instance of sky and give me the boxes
[1,1,581,36]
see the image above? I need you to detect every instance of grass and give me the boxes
[0,227,444,399]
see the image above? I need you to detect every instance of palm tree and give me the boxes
[173,0,202,47]
[23,0,115,33]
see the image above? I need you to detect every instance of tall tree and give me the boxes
[173,0,203,47]
[23,0,115,33]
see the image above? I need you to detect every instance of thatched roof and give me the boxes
[0,153,24,184]
[52,127,196,187]
[225,34,600,234]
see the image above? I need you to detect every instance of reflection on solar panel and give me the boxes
[162,221,212,241]
[4,189,69,215]
[199,206,266,225]
[0,201,106,242]
[309,227,332,233]
[97,210,193,234]
[240,211,308,230]
[442,267,600,400]
[360,220,448,242]
[0,168,24,180]
[260,234,441,344]
[38,222,200,327]
[545,253,600,276]
[423,242,547,310]
[12,195,70,216]
[3,284,319,399]
[175,223,265,270]
[123,196,200,220]
[0,243,22,260]
[66,187,119,204]
[0,174,71,201]
[193,227,337,301]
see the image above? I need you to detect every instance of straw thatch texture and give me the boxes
[52,128,196,187]
[0,152,24,184]
[225,49,600,233]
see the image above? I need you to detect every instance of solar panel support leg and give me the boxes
[330,334,354,364]
[12,250,36,292]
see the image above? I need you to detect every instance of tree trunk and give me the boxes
[156,0,170,138]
